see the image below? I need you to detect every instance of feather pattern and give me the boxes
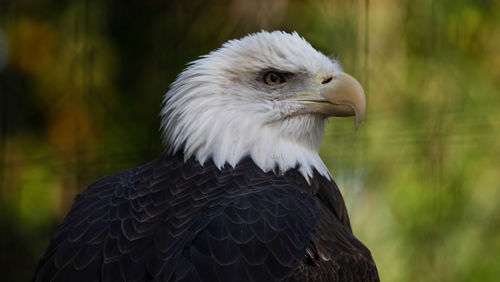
[33,152,378,282]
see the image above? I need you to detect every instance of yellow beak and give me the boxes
[303,72,366,129]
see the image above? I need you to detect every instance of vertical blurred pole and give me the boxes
[74,0,83,194]
[75,0,92,187]
[363,0,369,92]
[356,0,369,187]
[362,0,369,172]
[430,2,444,280]
[59,1,87,219]
[61,0,79,218]
[83,0,94,178]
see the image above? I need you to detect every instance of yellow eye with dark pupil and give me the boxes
[264,72,284,85]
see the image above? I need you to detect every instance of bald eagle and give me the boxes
[33,31,378,282]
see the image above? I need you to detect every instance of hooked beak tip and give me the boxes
[319,72,366,129]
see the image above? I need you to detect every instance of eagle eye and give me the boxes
[263,71,285,85]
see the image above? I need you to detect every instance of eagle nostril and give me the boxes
[322,76,333,84]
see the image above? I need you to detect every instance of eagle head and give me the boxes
[160,31,365,180]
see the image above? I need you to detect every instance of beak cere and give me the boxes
[315,72,366,129]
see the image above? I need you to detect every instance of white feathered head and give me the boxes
[161,31,365,180]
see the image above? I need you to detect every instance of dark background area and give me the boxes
[1,0,499,281]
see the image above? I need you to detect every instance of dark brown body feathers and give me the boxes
[33,152,378,281]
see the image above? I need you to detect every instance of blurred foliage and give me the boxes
[1,0,499,281]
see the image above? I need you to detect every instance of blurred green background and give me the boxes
[1,0,499,281]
